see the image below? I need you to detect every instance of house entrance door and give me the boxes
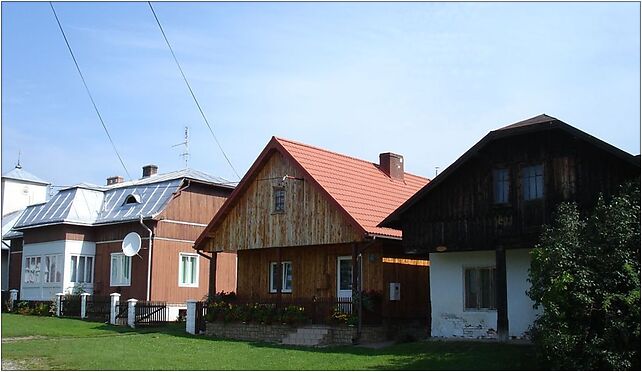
[336,256,352,300]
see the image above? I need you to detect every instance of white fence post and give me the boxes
[110,293,121,325]
[127,299,137,328]
[80,293,90,319]
[55,293,64,317]
[186,300,197,335]
[9,289,18,311]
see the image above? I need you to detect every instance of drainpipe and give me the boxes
[139,215,153,301]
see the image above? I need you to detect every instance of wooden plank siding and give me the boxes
[158,183,230,225]
[236,241,429,321]
[399,128,640,254]
[8,238,23,290]
[93,240,151,299]
[203,152,363,253]
[23,225,95,244]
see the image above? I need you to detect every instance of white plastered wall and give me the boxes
[429,249,538,339]
[1,179,48,216]
[20,240,96,300]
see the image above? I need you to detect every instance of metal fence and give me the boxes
[60,295,81,317]
[196,301,207,333]
[115,302,128,325]
[86,295,111,322]
[135,301,168,326]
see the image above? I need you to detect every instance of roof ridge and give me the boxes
[274,137,429,181]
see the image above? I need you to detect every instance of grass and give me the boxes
[1,314,537,370]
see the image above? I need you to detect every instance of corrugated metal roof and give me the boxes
[2,209,25,241]
[13,168,231,230]
[2,166,50,185]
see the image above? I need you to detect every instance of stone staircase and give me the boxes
[281,325,332,346]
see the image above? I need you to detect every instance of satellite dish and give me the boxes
[122,232,142,257]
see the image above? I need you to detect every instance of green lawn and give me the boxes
[1,314,537,370]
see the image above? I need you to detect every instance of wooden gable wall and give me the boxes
[203,151,363,252]
[400,128,639,254]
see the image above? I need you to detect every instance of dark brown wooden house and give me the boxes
[381,114,640,340]
[9,166,236,318]
[194,137,431,332]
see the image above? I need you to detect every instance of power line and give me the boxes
[49,2,132,180]
[147,1,241,180]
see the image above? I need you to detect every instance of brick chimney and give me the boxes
[142,164,158,178]
[379,153,404,181]
[106,176,124,186]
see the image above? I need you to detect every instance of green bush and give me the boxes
[528,182,640,370]
[206,302,308,325]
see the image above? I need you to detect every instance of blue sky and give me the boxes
[2,2,640,188]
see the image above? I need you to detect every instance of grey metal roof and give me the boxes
[13,168,233,230]
[2,209,25,240]
[2,166,50,185]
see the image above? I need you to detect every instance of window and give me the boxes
[522,164,544,200]
[179,253,198,287]
[123,194,141,205]
[44,255,63,283]
[269,261,292,293]
[464,267,496,310]
[70,255,93,283]
[110,253,131,286]
[273,187,285,213]
[493,168,510,204]
[23,257,41,284]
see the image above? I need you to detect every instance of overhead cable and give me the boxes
[147,2,241,180]
[49,2,132,180]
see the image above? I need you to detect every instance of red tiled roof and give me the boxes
[275,138,429,238]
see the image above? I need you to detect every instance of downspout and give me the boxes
[139,215,153,302]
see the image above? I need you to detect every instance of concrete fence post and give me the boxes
[186,299,197,335]
[110,293,121,325]
[55,293,64,317]
[9,289,18,311]
[127,299,138,328]
[80,293,90,319]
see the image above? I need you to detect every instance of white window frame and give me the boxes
[110,253,132,287]
[178,253,199,288]
[269,261,292,293]
[44,254,63,284]
[69,255,94,284]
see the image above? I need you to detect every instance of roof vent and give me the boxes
[142,165,158,178]
[123,194,141,205]
[107,176,124,186]
[379,153,404,181]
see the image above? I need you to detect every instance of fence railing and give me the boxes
[195,301,207,333]
[210,296,360,325]
[86,295,111,322]
[115,302,128,325]
[60,295,82,317]
[135,301,168,326]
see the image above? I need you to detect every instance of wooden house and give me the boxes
[194,137,431,330]
[381,114,640,340]
[8,166,236,317]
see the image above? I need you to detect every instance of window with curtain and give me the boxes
[522,164,544,200]
[269,261,292,293]
[23,256,41,284]
[464,267,496,310]
[70,255,94,283]
[179,253,198,287]
[110,253,131,286]
[44,255,62,283]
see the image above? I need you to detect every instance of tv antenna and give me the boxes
[172,126,190,169]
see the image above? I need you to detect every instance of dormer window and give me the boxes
[123,194,141,205]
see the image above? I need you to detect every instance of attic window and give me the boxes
[123,194,141,205]
[273,187,285,213]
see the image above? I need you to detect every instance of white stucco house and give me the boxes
[1,163,50,291]
[381,114,640,340]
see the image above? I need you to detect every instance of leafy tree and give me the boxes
[528,182,640,370]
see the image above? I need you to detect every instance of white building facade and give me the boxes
[429,249,539,339]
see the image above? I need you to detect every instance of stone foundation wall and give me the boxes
[205,322,388,345]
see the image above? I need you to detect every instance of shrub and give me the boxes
[528,182,640,370]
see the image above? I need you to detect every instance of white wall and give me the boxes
[20,240,96,301]
[429,249,538,339]
[1,179,48,216]
[506,248,540,337]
